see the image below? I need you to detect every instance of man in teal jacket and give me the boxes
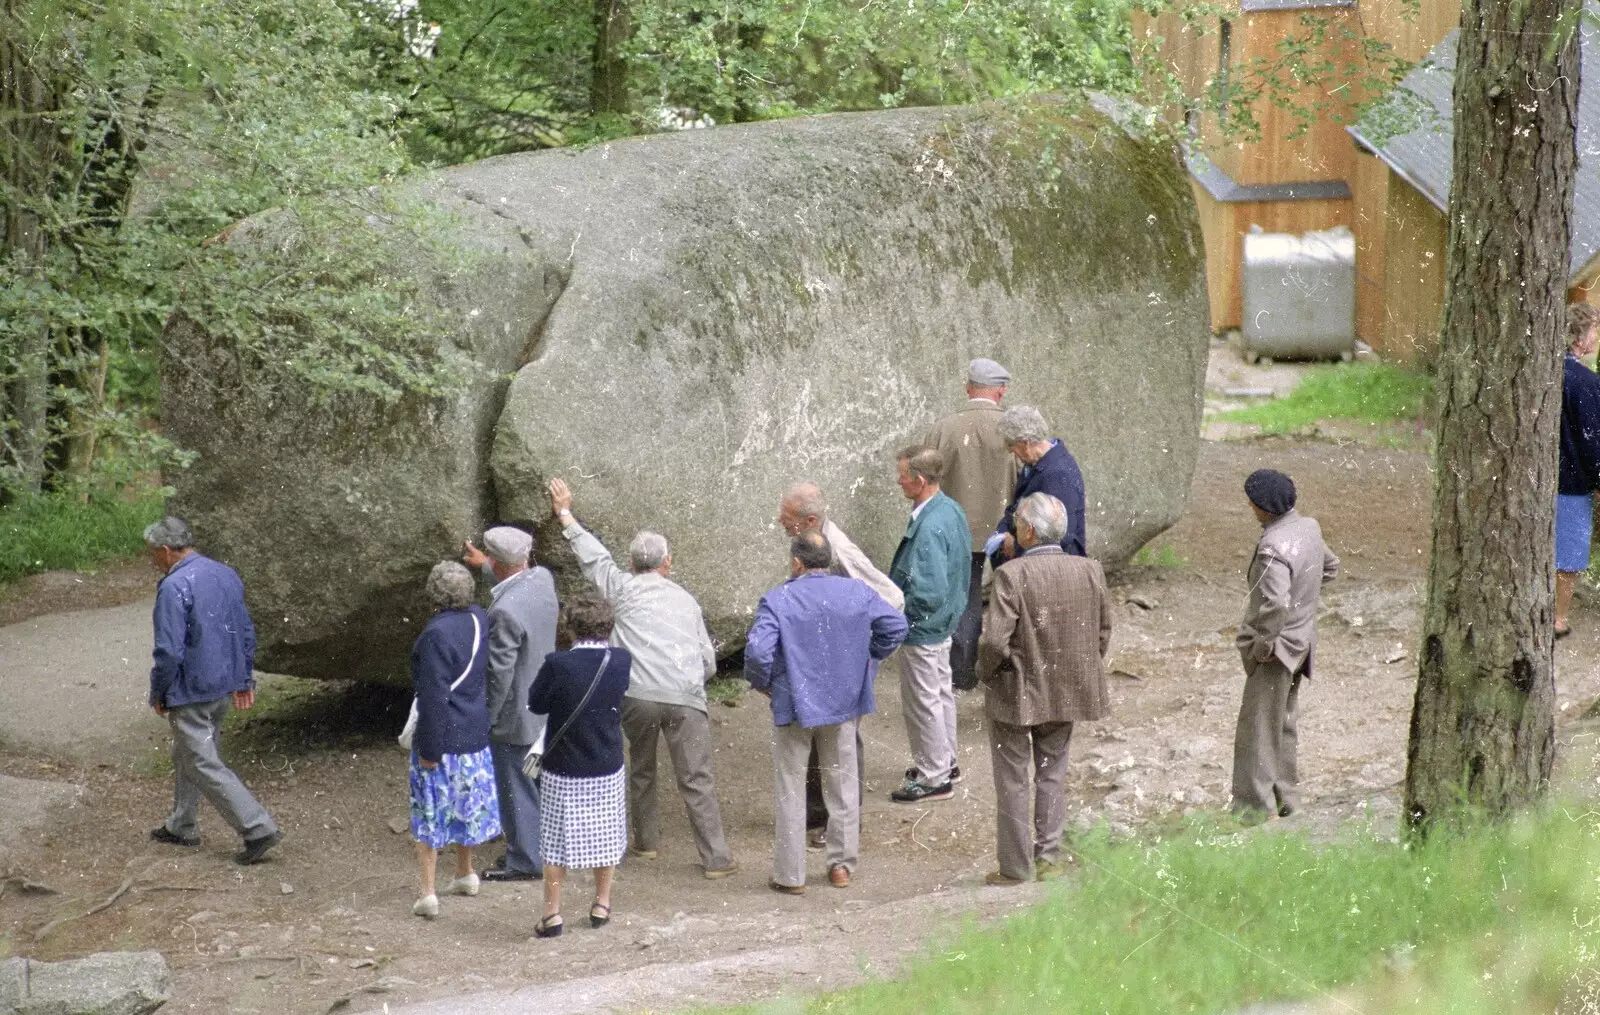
[888,446,972,803]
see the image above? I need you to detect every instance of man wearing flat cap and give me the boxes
[464,525,559,881]
[924,358,1018,691]
[1232,469,1339,824]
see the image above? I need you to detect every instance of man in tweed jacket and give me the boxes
[977,492,1111,886]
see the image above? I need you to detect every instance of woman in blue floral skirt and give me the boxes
[408,561,501,919]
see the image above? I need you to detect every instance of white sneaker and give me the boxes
[450,873,480,897]
[412,894,439,919]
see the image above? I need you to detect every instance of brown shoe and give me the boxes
[768,879,806,896]
[984,870,1028,887]
[828,865,850,888]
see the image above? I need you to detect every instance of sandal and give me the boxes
[589,902,611,929]
[534,914,563,938]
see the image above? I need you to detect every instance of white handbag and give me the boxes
[398,613,481,751]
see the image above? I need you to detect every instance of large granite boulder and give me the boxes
[163,97,1208,682]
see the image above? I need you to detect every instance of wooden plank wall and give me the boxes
[1352,150,1392,345]
[1380,177,1447,361]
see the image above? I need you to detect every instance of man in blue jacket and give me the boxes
[145,516,282,865]
[746,531,907,892]
[888,446,972,804]
[987,405,1087,563]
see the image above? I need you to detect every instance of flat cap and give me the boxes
[968,357,1011,387]
[483,525,533,565]
[1244,469,1296,517]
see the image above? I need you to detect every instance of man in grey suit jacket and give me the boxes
[1232,470,1339,823]
[464,525,559,881]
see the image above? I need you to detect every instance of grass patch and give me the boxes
[1213,362,1432,434]
[1132,542,1185,568]
[0,488,163,582]
[706,676,749,707]
[723,809,1600,1015]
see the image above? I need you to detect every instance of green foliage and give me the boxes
[705,676,748,707]
[722,810,1600,1014]
[0,486,163,582]
[1213,362,1433,434]
[1132,541,1184,568]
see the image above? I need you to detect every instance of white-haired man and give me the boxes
[548,478,737,879]
[977,493,1110,886]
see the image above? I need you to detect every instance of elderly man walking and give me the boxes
[924,358,1017,690]
[977,494,1110,886]
[888,446,972,803]
[462,527,559,883]
[988,405,1087,564]
[747,531,908,892]
[778,482,902,844]
[144,517,282,865]
[1233,469,1339,823]
[549,478,737,878]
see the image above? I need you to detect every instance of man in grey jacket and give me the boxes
[1232,469,1339,823]
[463,526,558,882]
[549,478,737,879]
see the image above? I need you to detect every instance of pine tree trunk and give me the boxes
[1403,0,1581,830]
[1,0,59,496]
[590,0,630,116]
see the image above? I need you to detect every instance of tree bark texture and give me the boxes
[590,0,631,115]
[1403,0,1580,830]
[0,0,60,495]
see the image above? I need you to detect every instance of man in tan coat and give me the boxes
[977,492,1111,886]
[1232,469,1339,823]
[925,358,1018,690]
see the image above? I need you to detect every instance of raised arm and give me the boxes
[550,477,630,600]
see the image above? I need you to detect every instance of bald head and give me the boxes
[778,482,828,536]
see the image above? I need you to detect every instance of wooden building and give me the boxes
[1132,0,1458,348]
[1351,20,1600,360]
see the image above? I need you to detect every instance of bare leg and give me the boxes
[542,864,564,920]
[1557,571,1578,632]
[455,845,474,879]
[594,865,613,910]
[415,841,438,898]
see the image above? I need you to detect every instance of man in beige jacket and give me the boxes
[779,482,903,845]
[1232,469,1339,823]
[925,358,1017,690]
[977,492,1111,886]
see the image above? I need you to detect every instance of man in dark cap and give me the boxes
[1232,469,1339,823]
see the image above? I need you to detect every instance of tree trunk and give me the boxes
[1403,0,1581,831]
[590,0,630,116]
[0,0,60,496]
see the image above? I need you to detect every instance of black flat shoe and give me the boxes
[534,914,563,938]
[150,826,199,848]
[589,902,611,929]
[235,830,283,866]
[1556,624,1573,640]
[482,867,542,883]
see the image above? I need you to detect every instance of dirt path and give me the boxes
[6,435,1600,1015]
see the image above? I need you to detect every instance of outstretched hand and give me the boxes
[462,540,489,570]
[548,478,574,517]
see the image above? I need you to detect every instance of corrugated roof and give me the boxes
[1349,19,1600,278]
[1187,150,1353,202]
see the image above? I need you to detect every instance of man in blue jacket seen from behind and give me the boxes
[747,531,907,893]
[145,516,282,865]
[888,445,972,804]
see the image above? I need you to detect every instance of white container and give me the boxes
[1241,225,1356,361]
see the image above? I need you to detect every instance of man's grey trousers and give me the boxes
[622,698,733,870]
[899,640,958,785]
[489,741,542,873]
[1230,656,1302,818]
[164,696,277,842]
[989,719,1073,882]
[772,719,859,888]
